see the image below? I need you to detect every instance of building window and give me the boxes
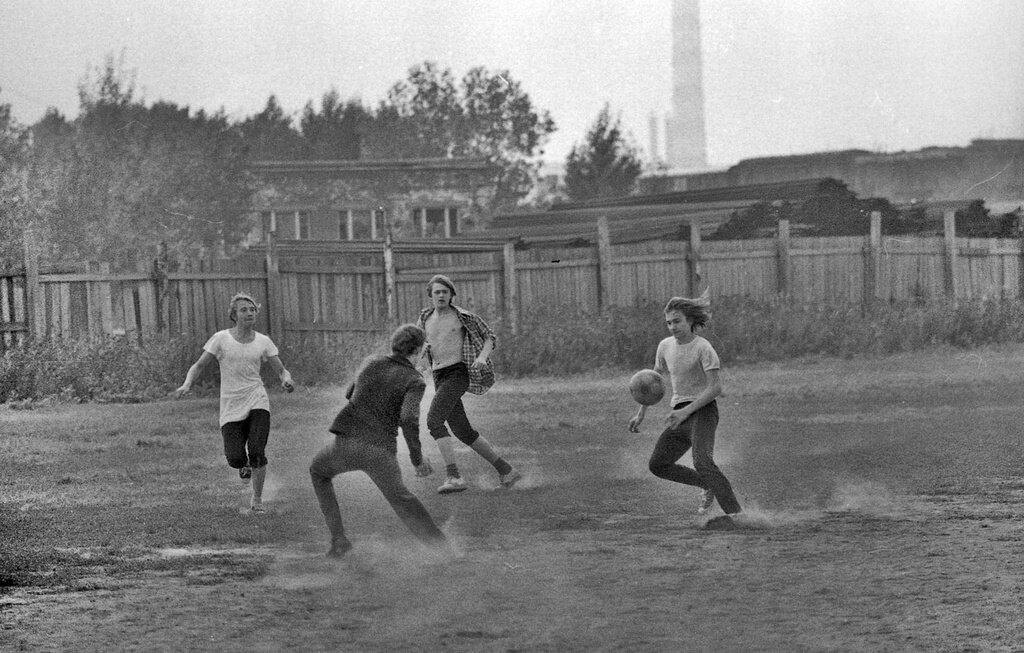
[412,206,459,238]
[263,210,309,240]
[295,211,310,240]
[340,208,385,240]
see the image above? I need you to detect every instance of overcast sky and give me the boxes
[2,0,1022,169]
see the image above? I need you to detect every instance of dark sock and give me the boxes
[445,464,460,478]
[492,458,512,476]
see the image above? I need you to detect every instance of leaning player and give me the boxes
[173,292,294,514]
[309,324,446,557]
[417,274,520,494]
[628,293,742,520]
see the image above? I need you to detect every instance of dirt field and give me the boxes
[2,346,1024,651]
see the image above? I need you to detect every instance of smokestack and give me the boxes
[648,111,661,163]
[665,0,708,171]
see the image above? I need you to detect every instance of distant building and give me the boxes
[640,139,1024,208]
[248,158,498,242]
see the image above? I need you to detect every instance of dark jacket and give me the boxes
[329,354,426,466]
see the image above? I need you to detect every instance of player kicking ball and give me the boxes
[173,292,294,514]
[628,292,742,524]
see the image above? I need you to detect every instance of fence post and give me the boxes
[502,241,518,335]
[264,231,285,342]
[864,211,882,307]
[153,242,170,333]
[943,210,957,300]
[383,225,397,325]
[688,219,703,295]
[596,216,612,312]
[22,229,43,340]
[776,219,791,299]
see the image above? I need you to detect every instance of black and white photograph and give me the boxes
[2,1,1023,650]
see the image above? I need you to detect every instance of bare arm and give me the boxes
[173,351,216,398]
[266,355,294,391]
[630,348,667,432]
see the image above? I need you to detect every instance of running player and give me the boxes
[173,292,294,513]
[628,293,742,520]
[417,274,520,494]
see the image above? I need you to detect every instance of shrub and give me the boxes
[6,296,1024,404]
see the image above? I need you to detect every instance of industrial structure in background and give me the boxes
[661,0,708,171]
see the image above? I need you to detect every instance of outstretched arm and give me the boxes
[173,351,216,398]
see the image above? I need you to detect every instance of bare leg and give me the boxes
[435,435,458,467]
[251,464,267,510]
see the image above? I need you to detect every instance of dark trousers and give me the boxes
[648,401,741,514]
[427,363,480,445]
[220,409,270,469]
[309,436,445,546]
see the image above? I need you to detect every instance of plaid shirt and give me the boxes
[417,304,497,395]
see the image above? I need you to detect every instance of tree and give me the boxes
[364,61,556,210]
[299,89,368,159]
[25,56,256,266]
[0,92,31,262]
[563,104,643,202]
[237,95,307,160]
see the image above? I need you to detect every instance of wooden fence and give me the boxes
[2,210,1023,353]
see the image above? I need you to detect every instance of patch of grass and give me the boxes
[491,296,1024,376]
[6,297,1024,401]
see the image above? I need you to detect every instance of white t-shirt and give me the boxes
[203,330,279,426]
[654,335,721,406]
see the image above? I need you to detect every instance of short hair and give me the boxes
[664,293,711,331]
[390,324,426,356]
[228,292,259,323]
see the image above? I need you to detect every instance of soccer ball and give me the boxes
[629,369,664,406]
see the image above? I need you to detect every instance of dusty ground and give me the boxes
[2,346,1023,651]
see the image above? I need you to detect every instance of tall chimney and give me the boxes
[665,0,707,170]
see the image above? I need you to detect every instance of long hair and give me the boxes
[664,287,711,331]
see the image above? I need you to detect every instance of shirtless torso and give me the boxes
[424,309,463,370]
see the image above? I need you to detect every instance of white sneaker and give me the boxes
[499,468,522,488]
[437,476,468,494]
[697,489,715,515]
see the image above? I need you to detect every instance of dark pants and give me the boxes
[309,436,445,546]
[220,409,270,469]
[648,401,741,514]
[427,363,480,445]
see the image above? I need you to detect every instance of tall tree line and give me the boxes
[0,57,557,266]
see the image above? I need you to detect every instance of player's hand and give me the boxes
[628,413,643,433]
[665,409,689,430]
[171,385,189,399]
[415,460,433,477]
[282,379,295,393]
[470,357,487,370]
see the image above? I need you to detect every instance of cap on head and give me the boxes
[228,292,260,323]
[426,274,457,298]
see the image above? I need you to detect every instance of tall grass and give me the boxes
[0,332,386,404]
[5,297,1024,403]
[491,296,1024,375]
